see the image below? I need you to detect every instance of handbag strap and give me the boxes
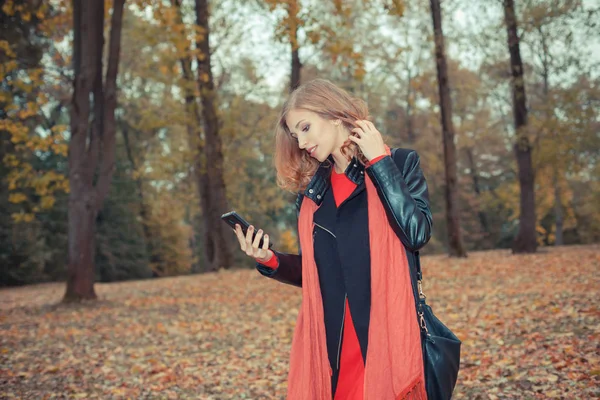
[391,147,429,335]
[413,251,430,335]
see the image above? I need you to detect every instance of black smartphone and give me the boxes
[221,211,273,249]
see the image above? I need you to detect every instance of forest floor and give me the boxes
[1,244,599,399]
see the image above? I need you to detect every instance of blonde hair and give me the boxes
[274,79,371,193]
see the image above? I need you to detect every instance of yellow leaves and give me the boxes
[279,229,298,253]
[1,60,19,78]
[332,0,351,18]
[4,150,67,215]
[28,68,44,84]
[44,365,60,373]
[0,40,16,58]
[199,72,209,83]
[12,76,34,94]
[1,0,15,16]
[11,212,35,223]
[8,193,27,204]
[130,365,144,374]
[131,169,143,180]
[40,196,56,210]
[3,154,19,168]
[16,108,37,120]
[385,0,405,17]
[51,142,68,157]
[354,64,367,81]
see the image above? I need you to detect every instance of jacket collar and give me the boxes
[303,156,366,206]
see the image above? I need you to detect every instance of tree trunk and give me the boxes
[291,43,301,92]
[121,121,162,268]
[466,147,490,239]
[429,0,467,257]
[503,0,537,254]
[404,64,415,144]
[539,26,563,246]
[553,168,564,245]
[64,0,125,302]
[289,0,301,92]
[195,0,233,271]
[170,0,211,272]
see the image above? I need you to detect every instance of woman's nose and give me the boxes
[298,137,308,149]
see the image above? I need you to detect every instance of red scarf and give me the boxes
[286,147,427,399]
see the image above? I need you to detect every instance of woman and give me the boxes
[232,79,433,400]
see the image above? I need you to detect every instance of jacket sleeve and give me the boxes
[255,193,304,287]
[365,150,433,251]
[256,251,302,288]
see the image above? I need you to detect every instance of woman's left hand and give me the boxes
[349,120,387,161]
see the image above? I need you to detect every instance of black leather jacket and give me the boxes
[257,147,432,287]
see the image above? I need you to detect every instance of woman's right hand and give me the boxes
[233,224,273,263]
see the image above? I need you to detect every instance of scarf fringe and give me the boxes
[395,377,427,400]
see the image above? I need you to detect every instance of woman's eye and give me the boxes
[302,124,310,132]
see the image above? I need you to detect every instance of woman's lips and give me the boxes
[307,145,318,156]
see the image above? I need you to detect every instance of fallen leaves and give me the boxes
[0,244,599,398]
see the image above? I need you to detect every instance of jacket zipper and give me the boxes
[336,293,347,371]
[314,221,344,371]
[314,222,336,238]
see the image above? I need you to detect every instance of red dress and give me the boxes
[259,156,386,399]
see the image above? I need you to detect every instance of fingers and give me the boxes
[252,227,264,249]
[245,225,254,256]
[234,224,246,251]
[354,120,373,133]
[348,133,361,143]
[234,224,268,259]
[350,128,364,141]
[351,120,375,141]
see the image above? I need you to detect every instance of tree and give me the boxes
[64,0,125,301]
[0,0,72,286]
[194,0,233,271]
[429,0,467,257]
[517,1,598,246]
[262,0,303,92]
[503,0,537,254]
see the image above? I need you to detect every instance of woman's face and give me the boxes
[285,108,347,163]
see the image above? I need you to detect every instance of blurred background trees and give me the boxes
[1,0,598,291]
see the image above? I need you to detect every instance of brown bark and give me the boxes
[120,121,163,268]
[429,0,467,257]
[538,25,563,246]
[553,169,564,245]
[404,64,415,144]
[194,0,233,271]
[291,43,301,92]
[466,147,490,238]
[503,0,537,253]
[64,0,125,302]
[171,0,211,272]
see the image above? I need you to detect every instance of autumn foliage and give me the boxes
[1,245,599,398]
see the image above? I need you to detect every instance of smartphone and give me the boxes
[221,211,273,249]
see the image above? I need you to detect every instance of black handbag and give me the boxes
[409,251,461,400]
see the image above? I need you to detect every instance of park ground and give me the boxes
[1,244,599,399]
